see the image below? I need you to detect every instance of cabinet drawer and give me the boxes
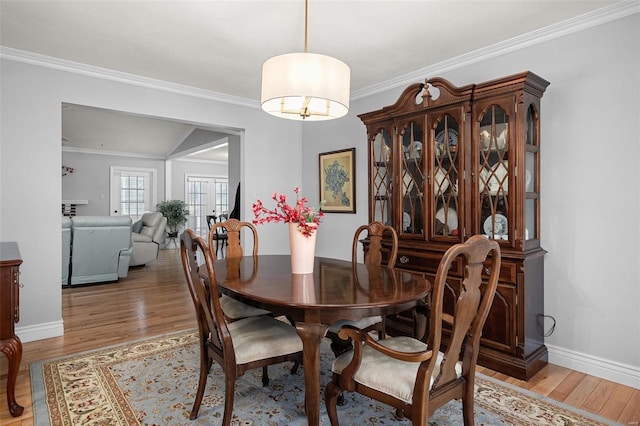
[483,259,517,283]
[396,250,462,276]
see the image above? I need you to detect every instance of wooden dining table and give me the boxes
[214,254,430,426]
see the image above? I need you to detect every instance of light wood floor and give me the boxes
[1,249,639,425]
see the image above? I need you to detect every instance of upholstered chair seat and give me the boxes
[328,316,383,336]
[331,336,461,403]
[228,316,302,364]
[220,295,271,320]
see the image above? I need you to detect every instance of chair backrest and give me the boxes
[209,218,258,259]
[180,229,232,363]
[423,234,500,398]
[138,212,167,243]
[352,221,398,268]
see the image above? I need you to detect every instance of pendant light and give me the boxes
[260,0,350,121]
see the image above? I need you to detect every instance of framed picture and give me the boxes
[319,148,356,213]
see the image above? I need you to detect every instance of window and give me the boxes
[186,175,228,237]
[110,167,157,221]
[214,180,229,214]
[120,175,146,217]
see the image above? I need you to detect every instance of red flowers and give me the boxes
[252,187,325,237]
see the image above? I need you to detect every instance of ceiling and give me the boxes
[1,0,625,160]
[61,103,232,162]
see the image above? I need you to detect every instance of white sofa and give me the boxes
[130,212,167,266]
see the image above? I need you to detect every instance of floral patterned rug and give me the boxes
[31,329,620,426]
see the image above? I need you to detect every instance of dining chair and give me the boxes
[209,213,229,257]
[325,221,398,357]
[180,229,303,424]
[324,235,501,426]
[208,218,271,321]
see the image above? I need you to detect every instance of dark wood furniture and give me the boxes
[207,214,229,257]
[0,242,24,417]
[359,71,550,380]
[326,221,400,356]
[208,218,257,259]
[214,254,430,426]
[180,231,302,424]
[208,219,271,321]
[325,235,501,426]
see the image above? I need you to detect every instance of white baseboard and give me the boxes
[16,321,64,343]
[547,343,640,389]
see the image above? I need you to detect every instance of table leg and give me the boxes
[295,322,327,426]
[1,335,24,417]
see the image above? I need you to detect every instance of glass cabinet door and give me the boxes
[477,104,510,241]
[399,119,425,236]
[371,128,393,225]
[524,104,540,244]
[431,113,461,239]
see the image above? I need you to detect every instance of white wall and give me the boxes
[62,151,167,216]
[0,56,303,343]
[305,13,640,388]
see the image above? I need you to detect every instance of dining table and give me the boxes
[214,254,431,426]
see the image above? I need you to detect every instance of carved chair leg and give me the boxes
[412,303,429,340]
[462,381,475,425]
[324,380,343,426]
[262,366,270,386]
[326,331,353,406]
[189,347,210,420]
[290,361,300,374]
[223,375,236,426]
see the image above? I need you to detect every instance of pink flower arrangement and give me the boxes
[252,187,325,237]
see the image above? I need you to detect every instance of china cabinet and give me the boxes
[359,71,550,379]
[0,242,24,416]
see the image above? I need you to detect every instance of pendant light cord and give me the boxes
[304,0,308,53]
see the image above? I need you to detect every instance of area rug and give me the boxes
[31,329,620,426]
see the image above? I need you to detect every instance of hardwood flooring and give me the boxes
[1,249,639,425]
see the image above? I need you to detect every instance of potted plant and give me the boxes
[157,200,189,238]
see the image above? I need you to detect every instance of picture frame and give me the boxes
[319,148,356,213]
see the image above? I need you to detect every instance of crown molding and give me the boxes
[173,157,227,166]
[62,145,167,160]
[0,46,260,109]
[63,145,227,164]
[352,1,640,100]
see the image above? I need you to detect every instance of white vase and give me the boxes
[288,222,317,274]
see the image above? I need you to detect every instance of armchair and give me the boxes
[324,235,501,426]
[130,212,167,266]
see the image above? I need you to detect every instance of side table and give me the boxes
[0,241,24,417]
